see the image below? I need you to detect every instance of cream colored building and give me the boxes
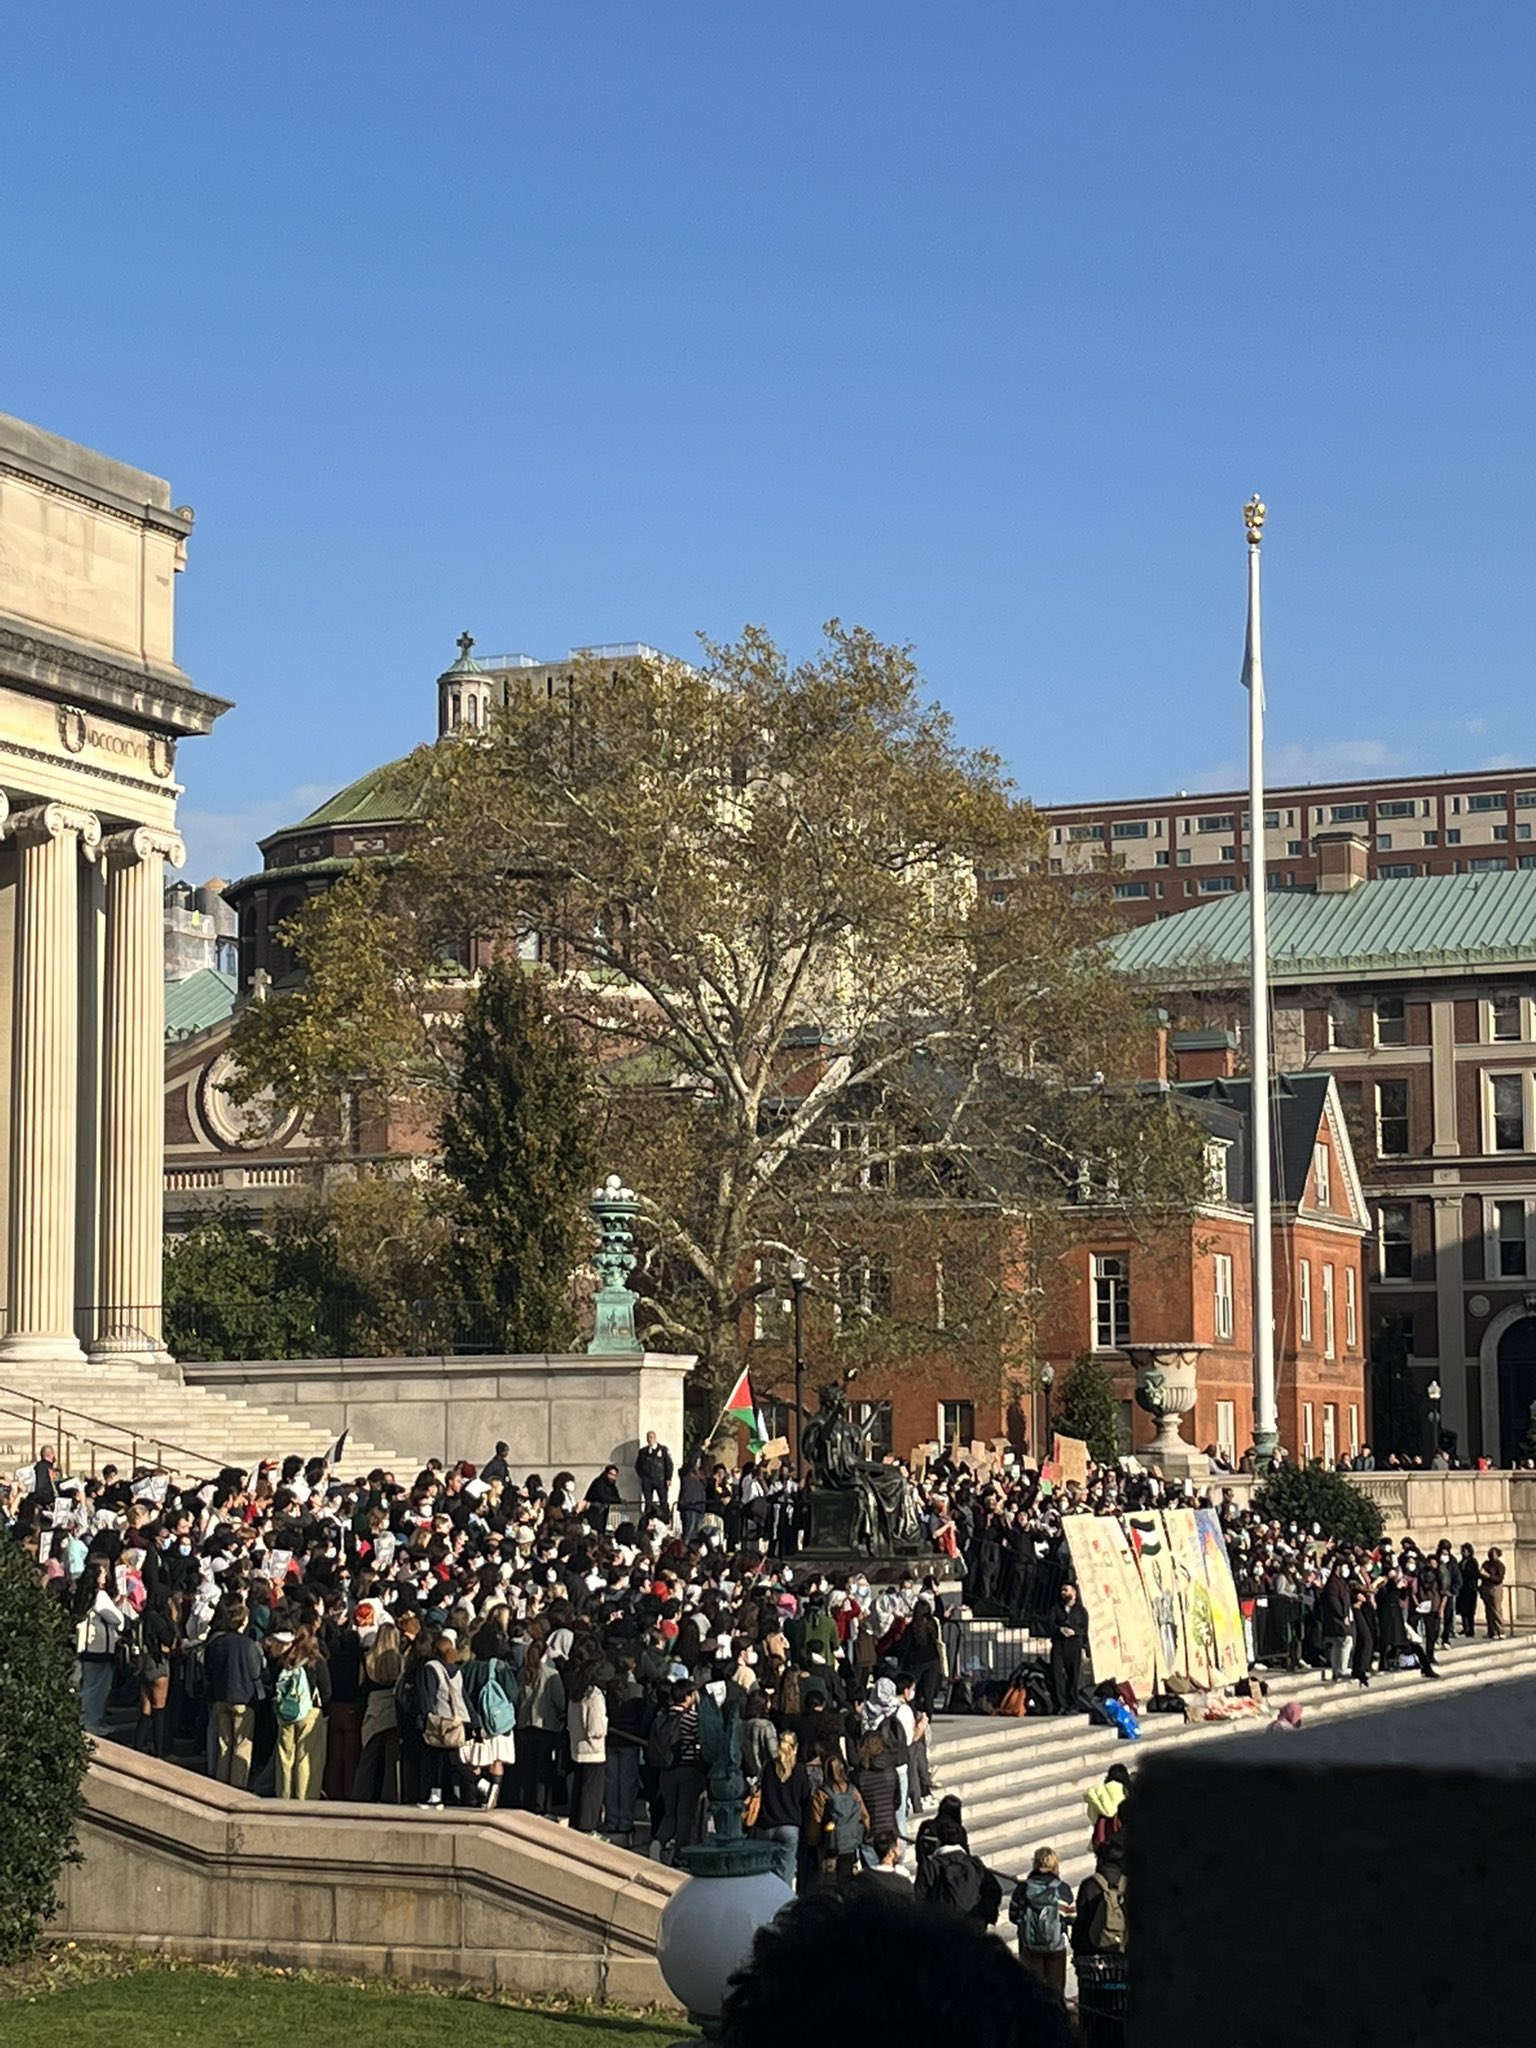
[0,410,227,1367]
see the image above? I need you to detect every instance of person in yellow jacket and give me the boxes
[1083,1762,1131,1852]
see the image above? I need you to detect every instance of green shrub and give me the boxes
[1053,1354,1122,1466]
[0,1535,90,1960]
[1252,1463,1384,1550]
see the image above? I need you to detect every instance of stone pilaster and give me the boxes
[0,802,99,1364]
[93,827,184,1362]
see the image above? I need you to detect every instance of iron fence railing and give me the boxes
[87,1299,528,1363]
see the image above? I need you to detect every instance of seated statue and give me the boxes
[800,1384,919,1552]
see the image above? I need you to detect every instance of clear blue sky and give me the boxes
[5,5,1533,880]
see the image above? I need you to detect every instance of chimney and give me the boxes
[1172,1027,1238,1081]
[1137,1013,1171,1086]
[1313,829,1369,892]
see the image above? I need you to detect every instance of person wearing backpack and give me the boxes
[807,1754,870,1884]
[1010,1845,1075,1996]
[914,1813,999,1925]
[1072,1837,1128,1959]
[273,1627,330,1800]
[650,1678,707,1863]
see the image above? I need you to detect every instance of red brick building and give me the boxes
[744,1059,1369,1472]
[1039,764,1536,926]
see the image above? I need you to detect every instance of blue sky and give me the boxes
[4,5,1533,880]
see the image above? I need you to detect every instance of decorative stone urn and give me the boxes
[1124,1343,1210,1481]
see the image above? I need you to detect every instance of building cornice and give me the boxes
[0,619,231,738]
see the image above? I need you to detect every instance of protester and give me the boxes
[1072,1836,1128,1959]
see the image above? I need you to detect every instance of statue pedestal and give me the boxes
[802,1487,861,1555]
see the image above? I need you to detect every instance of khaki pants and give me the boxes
[214,1702,256,1788]
[275,1708,327,1800]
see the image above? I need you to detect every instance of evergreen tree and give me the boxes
[1253,1464,1384,1550]
[438,962,597,1351]
[1053,1353,1122,1465]
[163,1205,323,1361]
[0,1537,90,1960]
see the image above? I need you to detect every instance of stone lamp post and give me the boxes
[656,1695,791,2040]
[1124,1343,1210,1482]
[588,1173,644,1355]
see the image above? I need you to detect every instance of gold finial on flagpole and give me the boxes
[1243,494,1266,548]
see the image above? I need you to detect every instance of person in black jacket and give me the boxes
[635,1433,674,1520]
[582,1465,624,1536]
[1047,1584,1089,1714]
[1073,1837,1127,1957]
[204,1598,267,1788]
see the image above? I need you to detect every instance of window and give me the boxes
[1287,840,1303,856]
[1112,820,1149,839]
[853,1254,894,1318]
[1490,994,1522,1042]
[1378,799,1416,818]
[1471,857,1509,872]
[1155,850,1170,866]
[1215,1400,1237,1462]
[1520,825,1533,841]
[1303,1403,1316,1460]
[1380,864,1419,879]
[1446,828,1462,844]
[989,890,1007,906]
[1468,792,1504,811]
[1423,831,1439,846]
[1204,1140,1230,1199]
[1113,881,1150,899]
[1345,1267,1358,1350]
[1495,825,1510,841]
[1219,845,1237,861]
[1348,1402,1361,1454]
[1322,1264,1336,1360]
[1377,834,1392,850]
[1323,1404,1337,1465]
[1196,814,1233,833]
[752,1261,791,1342]
[832,1122,894,1189]
[1200,877,1237,894]
[1519,791,1536,809]
[851,1402,894,1459]
[1378,1203,1413,1279]
[1497,1200,1528,1277]
[1451,797,1463,813]
[757,1396,792,1447]
[1069,824,1104,842]
[1330,997,1362,1049]
[1376,1079,1409,1156]
[1330,804,1368,822]
[1213,1253,1234,1341]
[1093,1254,1130,1349]
[1313,1142,1331,1208]
[938,1400,974,1451]
[1522,857,1536,871]
[1298,1259,1312,1344]
[1177,849,1192,865]
[1490,1073,1526,1153]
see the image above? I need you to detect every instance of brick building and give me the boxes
[744,1065,1367,1472]
[1040,763,1536,925]
[1116,865,1536,1462]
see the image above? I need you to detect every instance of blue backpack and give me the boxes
[477,1664,517,1738]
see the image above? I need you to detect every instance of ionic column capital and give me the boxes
[101,825,186,871]
[8,802,102,855]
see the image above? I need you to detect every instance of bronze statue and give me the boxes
[801,1383,918,1551]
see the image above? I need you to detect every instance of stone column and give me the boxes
[0,802,100,1365]
[93,827,184,1363]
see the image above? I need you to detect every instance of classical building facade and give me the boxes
[1042,763,1536,924]
[0,410,226,1363]
[1116,865,1536,1462]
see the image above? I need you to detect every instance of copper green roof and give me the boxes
[1112,868,1536,985]
[279,753,432,836]
[165,967,236,1042]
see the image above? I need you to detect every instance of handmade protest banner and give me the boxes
[1126,1510,1191,1689]
[1063,1514,1158,1701]
[1052,1433,1090,1488]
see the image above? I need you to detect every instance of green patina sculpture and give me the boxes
[587,1173,644,1355]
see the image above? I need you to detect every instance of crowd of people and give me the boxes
[1,1420,1518,1905]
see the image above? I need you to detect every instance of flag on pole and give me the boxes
[722,1366,764,1452]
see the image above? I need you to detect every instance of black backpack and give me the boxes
[922,1848,985,1917]
[645,1708,680,1771]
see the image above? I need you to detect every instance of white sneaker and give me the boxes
[426,1789,443,1808]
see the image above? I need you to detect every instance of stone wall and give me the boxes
[185,1349,693,1502]
[58,1743,680,2005]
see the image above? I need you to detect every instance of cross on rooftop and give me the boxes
[456,630,474,660]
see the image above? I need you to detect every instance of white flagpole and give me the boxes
[1243,494,1278,1463]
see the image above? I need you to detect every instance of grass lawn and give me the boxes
[0,1952,681,2048]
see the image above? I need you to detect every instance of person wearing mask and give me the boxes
[273,1626,331,1800]
[566,1660,609,1833]
[1010,1846,1075,1997]
[1317,1566,1354,1684]
[651,1678,707,1864]
[754,1728,811,1887]
[1455,1543,1481,1639]
[204,1597,267,1787]
[897,1599,945,1719]
[132,1589,178,1759]
[321,1595,365,1799]
[514,1635,567,1816]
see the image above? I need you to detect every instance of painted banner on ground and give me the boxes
[1062,1515,1158,1703]
[1125,1511,1191,1690]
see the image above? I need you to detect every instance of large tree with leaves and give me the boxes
[233,624,1207,1391]
[438,959,597,1351]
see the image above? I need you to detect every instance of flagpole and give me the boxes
[1243,493,1278,1465]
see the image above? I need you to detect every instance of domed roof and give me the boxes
[288,752,432,832]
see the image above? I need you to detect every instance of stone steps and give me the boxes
[0,1355,401,1476]
[930,1634,1536,1889]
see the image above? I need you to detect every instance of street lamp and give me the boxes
[1427,1378,1442,1465]
[1039,1362,1056,1458]
[789,1256,809,1487]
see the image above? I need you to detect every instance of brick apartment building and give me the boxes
[1116,863,1536,1463]
[1040,763,1536,925]
[744,1063,1367,1473]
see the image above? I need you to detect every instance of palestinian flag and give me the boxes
[723,1366,764,1453]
